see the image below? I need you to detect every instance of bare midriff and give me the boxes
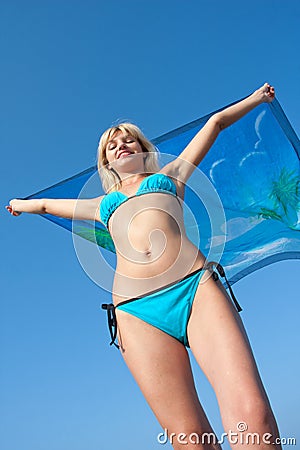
[108,193,206,303]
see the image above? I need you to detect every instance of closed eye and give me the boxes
[107,136,135,151]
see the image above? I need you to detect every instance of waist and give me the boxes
[112,242,205,302]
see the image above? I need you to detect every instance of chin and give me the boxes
[113,154,144,171]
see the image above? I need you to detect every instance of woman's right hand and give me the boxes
[5,199,22,216]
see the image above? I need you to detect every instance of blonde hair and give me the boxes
[97,123,160,193]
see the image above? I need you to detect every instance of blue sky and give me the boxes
[1,1,299,449]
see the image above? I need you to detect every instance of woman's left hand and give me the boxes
[256,83,275,103]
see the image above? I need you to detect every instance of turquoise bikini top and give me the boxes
[100,173,177,228]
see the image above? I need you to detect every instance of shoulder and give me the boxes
[158,163,186,199]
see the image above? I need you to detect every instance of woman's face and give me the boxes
[105,131,144,169]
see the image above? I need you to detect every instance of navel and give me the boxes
[145,249,152,258]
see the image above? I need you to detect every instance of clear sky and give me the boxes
[1,1,299,449]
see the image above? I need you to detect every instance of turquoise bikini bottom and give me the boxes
[102,262,241,349]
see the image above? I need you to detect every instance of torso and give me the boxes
[99,172,206,303]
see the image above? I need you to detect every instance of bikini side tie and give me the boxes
[206,262,242,312]
[101,303,119,349]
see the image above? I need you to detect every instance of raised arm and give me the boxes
[164,83,275,183]
[6,196,103,222]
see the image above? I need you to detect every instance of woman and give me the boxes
[7,83,281,449]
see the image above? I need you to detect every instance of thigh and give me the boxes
[116,309,217,437]
[187,274,270,413]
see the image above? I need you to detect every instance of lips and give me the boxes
[117,150,132,159]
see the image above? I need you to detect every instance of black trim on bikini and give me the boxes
[115,266,205,308]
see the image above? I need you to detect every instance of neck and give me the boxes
[119,173,147,186]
